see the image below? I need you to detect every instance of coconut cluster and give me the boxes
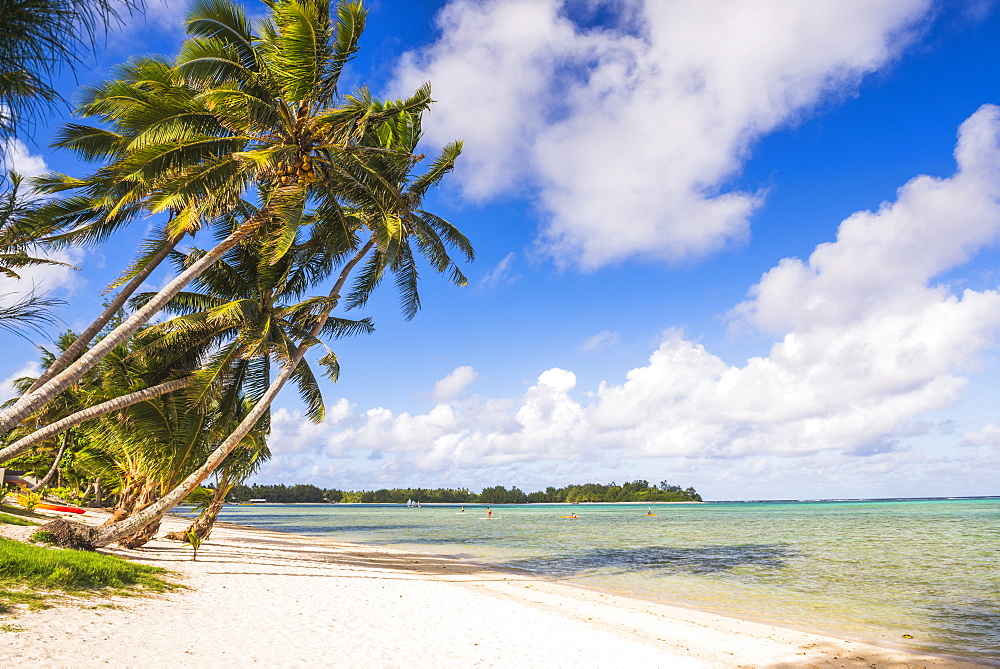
[273,153,317,184]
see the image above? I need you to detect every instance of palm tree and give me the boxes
[1,53,243,425]
[99,388,253,548]
[19,207,368,545]
[89,98,472,548]
[0,0,420,439]
[0,0,144,339]
[83,213,371,546]
[0,331,97,477]
[0,173,73,280]
[135,217,375,417]
[20,321,247,547]
[0,374,194,464]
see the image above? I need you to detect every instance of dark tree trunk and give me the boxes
[117,516,161,548]
[104,480,143,525]
[114,481,161,548]
[165,487,227,542]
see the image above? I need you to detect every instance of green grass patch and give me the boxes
[0,503,45,520]
[0,512,37,526]
[28,530,55,544]
[0,538,177,614]
[0,624,26,632]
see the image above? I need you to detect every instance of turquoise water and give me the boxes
[200,499,1000,663]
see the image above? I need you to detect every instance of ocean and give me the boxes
[194,498,1000,664]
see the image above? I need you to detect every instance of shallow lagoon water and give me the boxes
[200,499,1000,663]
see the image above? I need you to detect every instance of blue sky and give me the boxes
[2,0,1000,500]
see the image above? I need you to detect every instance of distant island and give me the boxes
[227,480,702,504]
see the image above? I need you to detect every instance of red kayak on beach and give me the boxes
[37,503,85,514]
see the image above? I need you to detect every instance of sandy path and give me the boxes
[0,510,984,668]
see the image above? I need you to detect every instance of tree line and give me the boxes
[228,480,703,504]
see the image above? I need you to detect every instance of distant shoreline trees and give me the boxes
[226,480,703,504]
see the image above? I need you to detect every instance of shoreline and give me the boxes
[2,509,987,667]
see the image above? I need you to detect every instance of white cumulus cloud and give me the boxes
[732,106,1000,335]
[272,106,1000,480]
[393,0,932,269]
[961,423,1000,447]
[432,365,479,402]
[2,138,47,177]
[0,362,39,404]
[0,247,83,307]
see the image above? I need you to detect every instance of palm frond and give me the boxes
[343,248,385,311]
[289,355,324,422]
[263,0,332,104]
[51,124,129,161]
[408,140,462,200]
[185,0,256,70]
[324,1,367,99]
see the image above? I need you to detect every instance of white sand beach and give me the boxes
[1,510,983,668]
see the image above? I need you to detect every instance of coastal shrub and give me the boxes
[14,491,43,512]
[229,480,703,504]
[0,537,176,612]
[29,531,56,544]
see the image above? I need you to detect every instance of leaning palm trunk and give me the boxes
[192,496,224,540]
[0,213,270,437]
[0,377,192,464]
[73,238,377,549]
[100,341,306,544]
[27,432,70,492]
[165,484,228,542]
[22,241,176,396]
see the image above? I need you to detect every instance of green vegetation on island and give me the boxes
[227,480,702,504]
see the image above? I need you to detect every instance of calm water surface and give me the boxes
[200,499,1000,663]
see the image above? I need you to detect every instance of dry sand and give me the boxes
[0,509,984,668]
